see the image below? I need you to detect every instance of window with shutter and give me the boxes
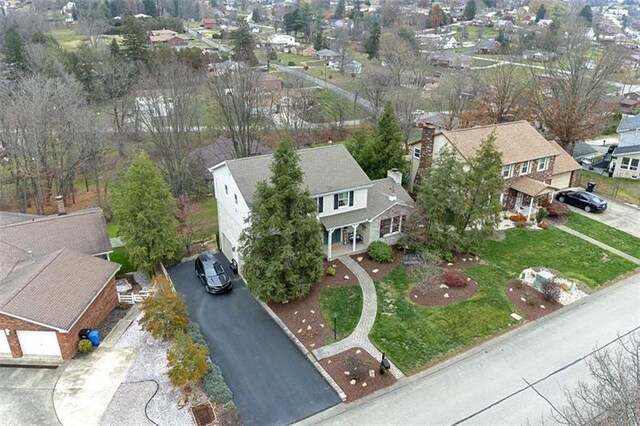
[318,197,323,213]
[349,191,354,206]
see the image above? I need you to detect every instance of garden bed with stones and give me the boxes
[319,347,397,403]
[506,279,563,321]
[268,261,358,351]
[409,268,479,307]
[350,247,405,279]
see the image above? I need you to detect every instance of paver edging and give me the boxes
[258,300,347,401]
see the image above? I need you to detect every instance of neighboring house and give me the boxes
[495,20,514,32]
[256,72,284,91]
[522,50,555,62]
[619,91,640,114]
[428,52,472,69]
[0,206,118,360]
[329,59,362,74]
[474,39,501,54]
[314,49,338,61]
[611,115,640,179]
[408,121,581,218]
[201,17,216,29]
[209,144,414,268]
[537,19,553,28]
[269,34,298,46]
[207,61,243,76]
[149,29,187,47]
[301,46,315,57]
[439,36,459,50]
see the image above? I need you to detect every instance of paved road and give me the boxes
[185,28,231,53]
[169,256,340,426]
[272,64,375,114]
[301,272,640,425]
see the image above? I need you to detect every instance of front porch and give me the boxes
[323,222,369,260]
[508,177,557,221]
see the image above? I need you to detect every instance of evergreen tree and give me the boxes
[296,2,313,38]
[122,17,149,63]
[348,103,407,180]
[414,132,503,259]
[239,136,324,303]
[364,21,381,60]
[313,23,328,50]
[463,0,476,21]
[142,0,158,16]
[112,152,183,273]
[110,38,121,56]
[535,4,546,22]
[579,4,593,25]
[232,21,258,66]
[334,0,345,19]
[2,25,27,75]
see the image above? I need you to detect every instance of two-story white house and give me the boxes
[611,116,640,179]
[209,144,414,270]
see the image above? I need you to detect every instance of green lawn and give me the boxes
[319,285,362,343]
[565,213,640,259]
[50,27,84,50]
[111,247,135,277]
[305,89,368,123]
[369,228,637,374]
[370,265,514,374]
[190,196,218,243]
[107,224,119,238]
[478,228,636,288]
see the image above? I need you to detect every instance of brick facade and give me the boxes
[0,277,117,359]
[412,123,436,195]
[502,156,556,210]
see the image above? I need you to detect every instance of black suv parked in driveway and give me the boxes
[195,253,232,294]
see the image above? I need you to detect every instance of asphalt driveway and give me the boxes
[568,193,640,235]
[169,255,340,426]
[0,365,64,426]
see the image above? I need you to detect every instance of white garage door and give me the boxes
[17,331,62,358]
[220,232,234,262]
[0,333,11,355]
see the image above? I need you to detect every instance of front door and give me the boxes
[323,229,342,245]
[515,192,524,207]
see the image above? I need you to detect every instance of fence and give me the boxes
[118,290,152,305]
[577,172,640,206]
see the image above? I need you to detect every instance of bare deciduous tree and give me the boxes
[429,72,474,130]
[533,27,622,154]
[359,68,392,120]
[380,35,424,87]
[554,331,640,425]
[210,67,272,158]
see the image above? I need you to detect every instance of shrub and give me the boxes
[186,321,208,348]
[536,208,546,223]
[514,221,528,228]
[546,202,571,218]
[287,61,295,66]
[509,213,527,222]
[368,241,393,263]
[167,334,209,387]
[442,269,468,287]
[201,364,234,405]
[325,265,336,276]
[541,279,561,302]
[539,221,550,230]
[78,339,93,354]
[343,355,367,381]
[140,276,189,340]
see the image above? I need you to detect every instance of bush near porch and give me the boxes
[369,228,637,374]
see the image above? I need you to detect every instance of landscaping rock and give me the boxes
[310,343,315,348]
[320,324,325,328]
[327,360,331,364]
[509,288,513,292]
[510,313,523,321]
[372,269,379,274]
[462,258,466,262]
[467,277,471,281]
[294,311,298,315]
[443,293,449,298]
[297,328,302,333]
[439,284,449,289]
[475,256,479,261]
[344,275,349,280]
[447,263,453,266]
[540,305,546,309]
[344,371,350,375]
[302,318,306,323]
[414,295,418,298]
[357,257,363,262]
[310,310,315,314]
[356,349,361,354]
[369,370,375,378]
[520,297,526,302]
[307,325,312,330]
[362,382,367,387]
[350,379,356,385]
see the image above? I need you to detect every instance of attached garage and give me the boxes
[16,331,62,358]
[550,171,572,189]
[220,232,234,263]
[0,332,11,355]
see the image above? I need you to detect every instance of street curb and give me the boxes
[258,301,347,402]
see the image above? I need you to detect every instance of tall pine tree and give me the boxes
[364,21,381,60]
[579,5,593,25]
[334,0,345,19]
[240,136,324,303]
[463,0,476,21]
[122,17,149,63]
[535,4,546,22]
[232,21,258,66]
[112,152,183,273]
[2,25,27,75]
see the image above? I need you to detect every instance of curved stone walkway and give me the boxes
[312,256,405,379]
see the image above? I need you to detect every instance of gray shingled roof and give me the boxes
[222,144,372,206]
[319,177,414,229]
[617,115,640,133]
[0,249,119,331]
[0,212,42,226]
[194,136,271,180]
[0,208,112,256]
[614,132,640,155]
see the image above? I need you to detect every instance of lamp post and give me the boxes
[333,312,337,341]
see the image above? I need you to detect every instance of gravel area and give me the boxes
[113,315,194,426]
[101,382,156,426]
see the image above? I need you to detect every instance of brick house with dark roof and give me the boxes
[0,207,119,360]
[408,121,581,220]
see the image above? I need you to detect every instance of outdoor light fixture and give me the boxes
[333,312,337,341]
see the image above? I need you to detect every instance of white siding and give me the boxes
[613,153,640,179]
[551,172,572,189]
[317,187,368,218]
[212,165,251,267]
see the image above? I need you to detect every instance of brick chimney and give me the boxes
[56,195,66,215]
[412,123,436,193]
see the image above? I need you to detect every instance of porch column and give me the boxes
[526,196,534,221]
[351,224,358,252]
[327,228,334,259]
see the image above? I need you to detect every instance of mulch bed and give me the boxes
[350,247,405,279]
[319,347,397,403]
[445,253,484,269]
[268,260,358,351]
[505,280,563,320]
[96,304,131,340]
[409,269,479,307]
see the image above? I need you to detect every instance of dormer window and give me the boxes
[537,157,548,171]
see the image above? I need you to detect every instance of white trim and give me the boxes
[502,164,513,178]
[94,250,113,258]
[0,311,67,333]
[537,157,548,172]
[368,201,413,223]
[313,184,374,199]
[519,161,531,175]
